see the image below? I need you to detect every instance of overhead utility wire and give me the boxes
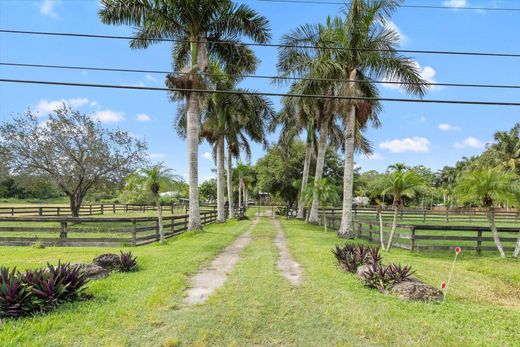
[1,78,519,107]
[1,29,520,58]
[2,62,520,90]
[248,0,520,12]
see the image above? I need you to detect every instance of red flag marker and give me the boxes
[443,246,461,299]
[441,282,446,290]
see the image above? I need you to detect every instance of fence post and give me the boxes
[101,204,104,215]
[125,204,128,213]
[171,216,175,233]
[476,230,482,254]
[411,227,416,252]
[39,207,43,216]
[368,224,373,242]
[446,209,449,223]
[57,207,60,216]
[469,213,472,224]
[89,204,93,215]
[11,207,14,216]
[423,210,426,223]
[113,204,116,214]
[60,221,68,242]
[171,203,174,214]
[131,219,137,246]
[357,222,362,237]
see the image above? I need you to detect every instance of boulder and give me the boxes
[390,278,444,302]
[356,264,372,279]
[92,253,121,271]
[73,262,109,280]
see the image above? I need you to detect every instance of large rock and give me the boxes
[390,278,444,302]
[92,253,121,271]
[356,264,372,279]
[73,262,109,280]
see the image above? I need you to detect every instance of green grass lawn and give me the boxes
[1,216,519,346]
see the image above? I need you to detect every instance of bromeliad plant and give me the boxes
[359,263,414,292]
[0,262,88,320]
[119,251,138,272]
[332,244,381,273]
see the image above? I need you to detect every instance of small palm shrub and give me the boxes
[119,251,138,272]
[360,263,414,292]
[332,244,381,273]
[0,263,88,319]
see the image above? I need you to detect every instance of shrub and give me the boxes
[0,263,89,319]
[332,244,381,273]
[360,263,414,292]
[119,251,138,272]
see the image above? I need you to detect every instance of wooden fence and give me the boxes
[297,206,520,225]
[0,210,218,247]
[0,203,217,217]
[353,219,518,253]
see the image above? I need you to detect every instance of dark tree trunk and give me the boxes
[69,194,83,217]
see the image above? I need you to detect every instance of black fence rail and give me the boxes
[354,219,518,254]
[288,206,520,225]
[0,210,218,247]
[0,203,218,217]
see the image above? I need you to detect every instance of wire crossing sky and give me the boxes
[0,0,519,179]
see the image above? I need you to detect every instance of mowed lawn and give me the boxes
[1,216,519,346]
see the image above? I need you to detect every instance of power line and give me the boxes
[2,61,520,90]
[247,0,520,12]
[1,78,520,107]
[1,29,520,58]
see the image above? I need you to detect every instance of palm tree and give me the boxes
[488,123,520,174]
[99,0,270,230]
[382,168,426,251]
[303,178,340,232]
[139,163,180,244]
[454,168,520,258]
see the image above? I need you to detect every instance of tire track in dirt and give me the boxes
[272,218,302,285]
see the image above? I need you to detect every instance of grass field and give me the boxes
[1,215,518,346]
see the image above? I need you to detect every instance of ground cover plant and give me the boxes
[0,262,88,319]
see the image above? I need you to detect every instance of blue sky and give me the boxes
[0,0,519,182]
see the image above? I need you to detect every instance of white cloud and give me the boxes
[149,153,165,159]
[453,137,485,149]
[379,137,431,153]
[438,123,461,131]
[363,152,384,160]
[136,113,151,122]
[443,0,467,8]
[145,74,157,82]
[385,20,408,45]
[202,152,213,160]
[35,97,91,115]
[92,110,125,123]
[39,0,59,18]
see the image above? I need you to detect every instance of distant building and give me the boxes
[258,191,270,205]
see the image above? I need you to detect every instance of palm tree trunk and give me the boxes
[338,104,356,237]
[513,230,520,259]
[308,120,329,224]
[186,92,201,230]
[486,207,506,258]
[297,141,312,219]
[156,197,164,244]
[226,146,234,219]
[386,199,399,251]
[238,177,243,210]
[378,206,385,251]
[216,136,226,223]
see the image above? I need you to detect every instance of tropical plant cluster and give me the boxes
[332,243,414,292]
[0,262,88,319]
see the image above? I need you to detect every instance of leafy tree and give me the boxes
[99,0,271,230]
[199,178,217,203]
[487,123,520,175]
[454,168,520,258]
[382,168,426,251]
[0,105,146,216]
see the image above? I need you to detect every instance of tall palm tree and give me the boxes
[139,163,180,244]
[454,168,520,258]
[99,0,270,230]
[382,168,426,251]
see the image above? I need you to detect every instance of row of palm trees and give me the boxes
[99,0,429,235]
